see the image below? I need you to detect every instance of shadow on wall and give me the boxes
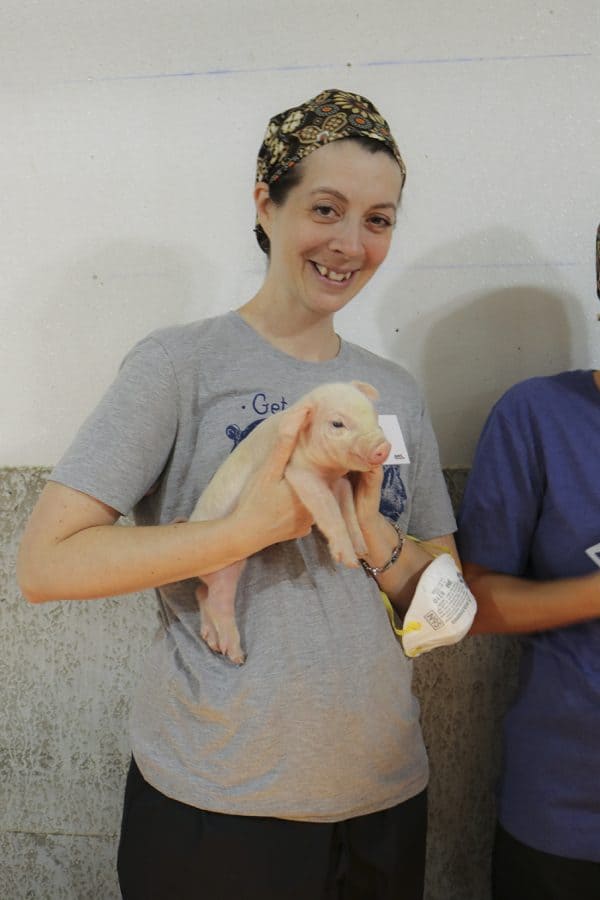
[416,285,576,464]
[378,228,588,465]
[14,240,216,461]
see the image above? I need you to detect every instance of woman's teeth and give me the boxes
[314,263,353,282]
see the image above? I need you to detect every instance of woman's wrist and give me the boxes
[359,515,403,572]
[360,520,404,577]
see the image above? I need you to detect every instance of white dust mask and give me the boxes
[381,553,477,658]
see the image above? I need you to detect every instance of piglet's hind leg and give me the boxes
[196,560,247,665]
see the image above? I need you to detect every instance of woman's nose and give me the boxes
[328,220,363,257]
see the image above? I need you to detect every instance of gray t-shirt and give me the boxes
[51,311,455,822]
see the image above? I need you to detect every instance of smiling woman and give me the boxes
[18,88,458,900]
[246,139,404,333]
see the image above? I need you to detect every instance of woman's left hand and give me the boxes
[352,466,454,612]
[352,465,401,570]
[353,466,386,540]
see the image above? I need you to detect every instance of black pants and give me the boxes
[117,757,427,900]
[492,822,600,900]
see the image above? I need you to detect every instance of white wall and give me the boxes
[2,0,598,466]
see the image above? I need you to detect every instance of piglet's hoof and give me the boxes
[200,616,246,666]
[329,538,360,569]
[351,537,368,558]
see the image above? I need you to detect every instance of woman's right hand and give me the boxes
[231,406,314,550]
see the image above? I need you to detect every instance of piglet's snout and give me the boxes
[369,440,391,465]
[367,438,391,465]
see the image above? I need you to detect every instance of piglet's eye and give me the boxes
[331,420,345,429]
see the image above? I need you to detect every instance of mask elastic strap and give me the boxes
[379,590,422,638]
[404,533,451,559]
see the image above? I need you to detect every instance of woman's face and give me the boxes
[256,140,404,319]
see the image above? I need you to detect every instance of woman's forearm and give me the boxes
[352,467,458,612]
[359,515,456,612]
[18,458,313,603]
[19,515,255,604]
[464,564,600,634]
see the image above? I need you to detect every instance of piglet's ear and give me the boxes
[351,381,379,401]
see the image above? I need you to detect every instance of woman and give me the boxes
[458,235,600,899]
[18,89,457,900]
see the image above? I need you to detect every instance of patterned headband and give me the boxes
[254,89,406,253]
[256,89,405,187]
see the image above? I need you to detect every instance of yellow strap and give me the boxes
[404,533,450,558]
[379,590,421,638]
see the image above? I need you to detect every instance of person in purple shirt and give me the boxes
[458,235,600,900]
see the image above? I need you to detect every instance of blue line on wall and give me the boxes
[68,52,592,85]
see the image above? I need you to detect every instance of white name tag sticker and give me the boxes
[379,415,411,465]
[585,542,600,569]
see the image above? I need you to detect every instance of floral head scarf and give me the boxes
[254,89,405,253]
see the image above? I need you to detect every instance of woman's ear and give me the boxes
[254,182,273,237]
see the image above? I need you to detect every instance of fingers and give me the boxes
[294,504,315,539]
[353,466,385,526]
[263,405,311,480]
[233,409,314,545]
[356,466,384,497]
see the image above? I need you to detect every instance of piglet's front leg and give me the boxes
[196,559,247,665]
[332,477,368,558]
[285,465,359,568]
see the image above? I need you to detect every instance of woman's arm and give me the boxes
[464,562,600,634]
[17,418,313,604]
[353,467,459,612]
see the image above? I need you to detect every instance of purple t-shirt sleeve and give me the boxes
[457,386,544,576]
[50,337,179,516]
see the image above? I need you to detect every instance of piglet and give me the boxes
[191,381,391,664]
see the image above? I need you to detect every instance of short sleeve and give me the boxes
[408,402,456,540]
[457,388,544,575]
[50,336,179,516]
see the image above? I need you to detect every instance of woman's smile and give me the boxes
[311,260,356,285]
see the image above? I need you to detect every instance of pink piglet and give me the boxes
[190,381,391,664]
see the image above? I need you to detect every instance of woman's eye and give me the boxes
[331,420,345,429]
[368,215,393,229]
[313,204,337,218]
